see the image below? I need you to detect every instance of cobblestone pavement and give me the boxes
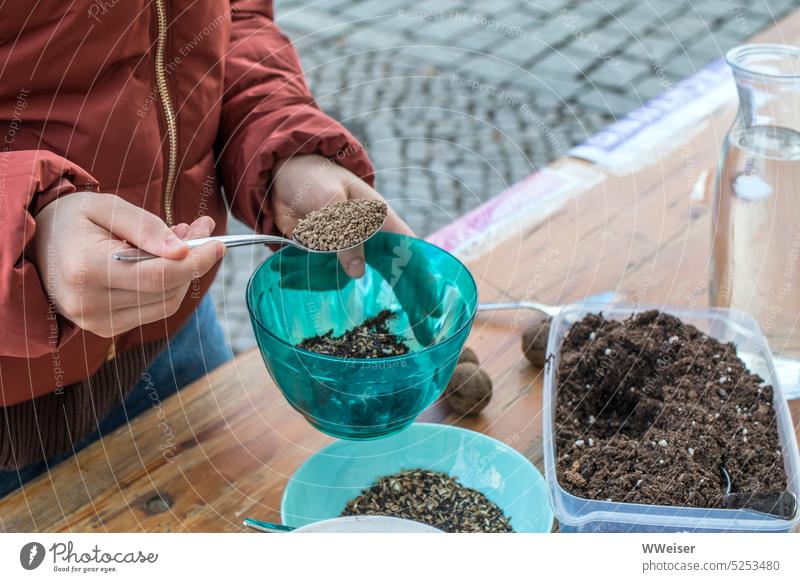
[213,0,797,353]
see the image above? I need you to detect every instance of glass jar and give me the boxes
[711,44,800,400]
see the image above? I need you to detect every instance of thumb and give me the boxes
[337,244,366,279]
[87,195,188,259]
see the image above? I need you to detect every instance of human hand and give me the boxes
[31,192,225,338]
[271,154,413,278]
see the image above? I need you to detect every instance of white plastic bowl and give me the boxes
[293,516,441,533]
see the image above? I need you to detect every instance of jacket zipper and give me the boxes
[154,0,177,226]
[104,0,176,361]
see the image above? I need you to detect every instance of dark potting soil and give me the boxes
[298,309,410,358]
[555,310,788,509]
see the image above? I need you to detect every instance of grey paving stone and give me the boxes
[584,26,630,56]
[418,13,485,41]
[342,25,407,49]
[570,2,616,21]
[615,3,674,30]
[695,1,742,21]
[488,34,547,67]
[571,87,643,119]
[628,73,674,102]
[475,0,523,18]
[649,14,714,42]
[714,15,757,42]
[394,44,470,67]
[508,0,559,14]
[622,34,681,63]
[590,0,637,15]
[401,0,463,12]
[584,58,654,91]
[684,34,734,63]
[525,49,580,80]
[454,52,526,85]
[454,25,516,54]
[592,17,637,45]
[342,0,410,20]
[505,77,567,105]
[660,51,705,80]
[526,20,574,49]
[277,0,353,11]
[274,7,348,35]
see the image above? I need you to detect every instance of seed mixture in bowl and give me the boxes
[341,468,514,533]
[293,199,387,251]
[298,310,409,358]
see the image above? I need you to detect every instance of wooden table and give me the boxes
[3,18,800,533]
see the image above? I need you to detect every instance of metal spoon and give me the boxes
[112,215,387,262]
[720,465,797,519]
[477,291,619,316]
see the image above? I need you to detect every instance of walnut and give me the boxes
[521,313,551,367]
[444,362,492,415]
[458,346,479,365]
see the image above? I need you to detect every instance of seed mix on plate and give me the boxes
[341,468,514,533]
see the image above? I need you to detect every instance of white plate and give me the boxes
[293,516,441,533]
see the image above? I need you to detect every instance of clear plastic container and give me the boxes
[543,304,800,533]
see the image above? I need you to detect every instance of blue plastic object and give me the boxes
[247,232,478,440]
[281,423,555,532]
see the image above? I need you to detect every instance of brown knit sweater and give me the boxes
[0,340,165,470]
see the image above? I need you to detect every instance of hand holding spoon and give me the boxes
[113,207,387,262]
[112,232,373,261]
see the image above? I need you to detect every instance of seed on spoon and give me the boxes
[294,199,388,251]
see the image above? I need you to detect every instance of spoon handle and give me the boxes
[477,301,561,318]
[242,517,295,533]
[112,234,293,262]
[477,292,619,318]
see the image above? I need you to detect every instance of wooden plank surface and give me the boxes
[3,14,800,533]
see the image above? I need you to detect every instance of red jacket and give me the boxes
[0,0,372,406]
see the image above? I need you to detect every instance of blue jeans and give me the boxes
[0,295,233,499]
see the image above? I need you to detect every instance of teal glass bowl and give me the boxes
[246,232,478,440]
[281,423,555,532]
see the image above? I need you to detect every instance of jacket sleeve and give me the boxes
[218,0,374,234]
[0,150,99,358]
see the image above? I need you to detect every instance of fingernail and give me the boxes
[215,243,226,260]
[165,234,186,250]
[347,258,365,278]
[172,224,189,239]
